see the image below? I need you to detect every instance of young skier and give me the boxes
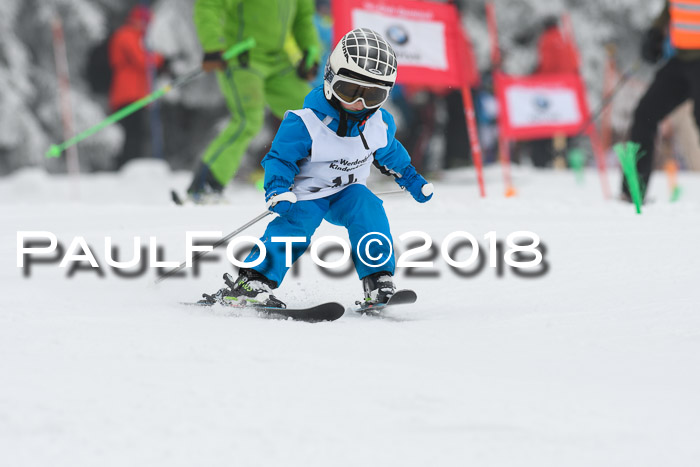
[199,28,434,308]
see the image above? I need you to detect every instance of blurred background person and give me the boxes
[534,16,578,76]
[516,15,580,168]
[239,0,333,188]
[108,5,166,170]
[666,102,700,171]
[311,0,333,88]
[185,0,320,204]
[622,0,700,201]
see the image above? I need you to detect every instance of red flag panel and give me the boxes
[494,72,592,140]
[332,0,468,88]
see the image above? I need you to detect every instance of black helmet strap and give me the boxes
[337,109,348,137]
[330,97,374,149]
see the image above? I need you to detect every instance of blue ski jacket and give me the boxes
[262,85,418,193]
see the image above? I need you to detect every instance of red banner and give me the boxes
[332,0,474,88]
[494,72,591,140]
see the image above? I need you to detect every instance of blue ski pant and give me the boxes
[245,184,395,287]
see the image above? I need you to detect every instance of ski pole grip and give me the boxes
[306,45,320,69]
[222,38,256,61]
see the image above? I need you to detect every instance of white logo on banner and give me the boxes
[505,86,582,128]
[352,10,448,70]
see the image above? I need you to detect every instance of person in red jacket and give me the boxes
[108,6,165,169]
[523,16,579,167]
[534,16,578,76]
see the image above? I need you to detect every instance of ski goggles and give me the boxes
[329,74,392,109]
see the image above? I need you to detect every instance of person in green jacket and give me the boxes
[186,0,320,202]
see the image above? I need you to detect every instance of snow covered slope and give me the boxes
[1,161,699,466]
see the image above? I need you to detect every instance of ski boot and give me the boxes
[198,269,286,308]
[186,189,226,205]
[186,162,227,205]
[360,271,396,305]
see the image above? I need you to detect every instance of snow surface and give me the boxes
[1,161,700,466]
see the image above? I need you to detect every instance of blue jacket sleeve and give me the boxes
[261,112,312,191]
[373,109,418,182]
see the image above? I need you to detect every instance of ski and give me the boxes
[171,189,184,206]
[170,189,229,206]
[352,289,417,316]
[182,300,345,322]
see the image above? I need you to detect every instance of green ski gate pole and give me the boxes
[46,38,256,159]
[567,148,586,184]
[614,142,644,214]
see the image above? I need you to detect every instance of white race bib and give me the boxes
[288,109,388,200]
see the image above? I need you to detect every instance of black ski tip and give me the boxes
[262,301,345,322]
[317,301,345,321]
[386,289,417,306]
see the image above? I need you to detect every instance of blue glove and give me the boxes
[265,187,297,215]
[396,165,434,203]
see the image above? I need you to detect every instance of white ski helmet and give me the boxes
[324,28,398,108]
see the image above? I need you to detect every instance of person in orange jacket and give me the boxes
[622,0,700,201]
[108,5,165,169]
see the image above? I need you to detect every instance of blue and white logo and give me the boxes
[386,25,409,45]
[533,95,551,111]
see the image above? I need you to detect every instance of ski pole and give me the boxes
[374,188,406,197]
[154,209,272,285]
[575,59,641,138]
[46,37,256,159]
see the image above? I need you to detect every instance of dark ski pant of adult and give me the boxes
[624,57,700,199]
[115,108,150,170]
